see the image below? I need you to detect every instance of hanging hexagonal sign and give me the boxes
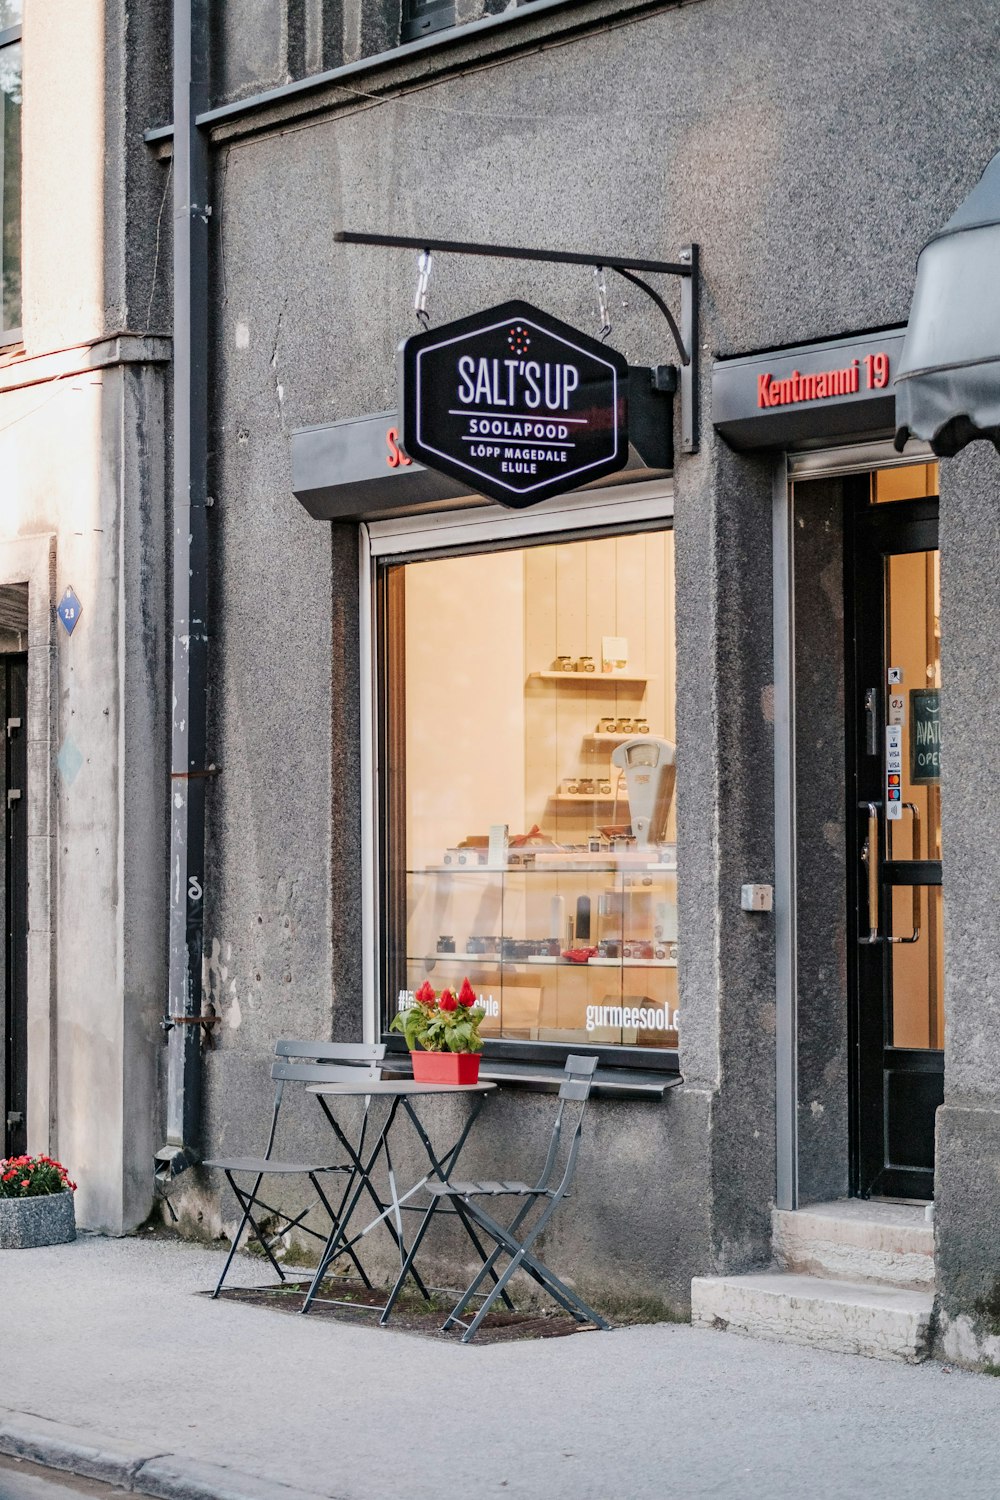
[400,300,629,508]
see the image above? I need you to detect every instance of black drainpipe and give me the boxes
[156,0,211,1186]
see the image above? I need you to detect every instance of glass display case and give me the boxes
[397,855,678,1047]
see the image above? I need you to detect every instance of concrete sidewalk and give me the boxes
[2,1235,999,1500]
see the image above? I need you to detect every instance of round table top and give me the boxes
[306,1079,496,1096]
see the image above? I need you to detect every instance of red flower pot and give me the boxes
[410,1051,482,1085]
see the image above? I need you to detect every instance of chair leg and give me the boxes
[514,1249,610,1329]
[441,1204,512,1332]
[238,1197,289,1283]
[301,1223,343,1314]
[214,1171,278,1298]
[378,1134,431,1301]
[445,1199,611,1336]
[457,1250,527,1342]
[311,1173,372,1289]
[379,1200,439,1326]
[442,1195,539,1325]
[452,1200,515,1312]
[213,1178,253,1298]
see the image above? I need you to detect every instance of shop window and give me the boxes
[0,0,21,342]
[379,528,678,1061]
[400,0,455,42]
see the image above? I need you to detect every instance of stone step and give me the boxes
[772,1200,934,1289]
[691,1271,934,1363]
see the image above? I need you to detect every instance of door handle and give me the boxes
[858,800,881,944]
[887,802,922,945]
[863,688,880,756]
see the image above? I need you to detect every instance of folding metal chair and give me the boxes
[204,1039,385,1298]
[383,1054,611,1342]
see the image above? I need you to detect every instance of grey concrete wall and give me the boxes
[935,442,1000,1367]
[792,478,849,1205]
[172,0,1000,1302]
[673,435,776,1272]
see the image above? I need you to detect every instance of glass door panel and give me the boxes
[848,471,943,1199]
[884,546,943,1053]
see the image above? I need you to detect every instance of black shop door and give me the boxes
[3,655,28,1159]
[847,488,943,1200]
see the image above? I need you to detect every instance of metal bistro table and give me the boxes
[301,1078,505,1322]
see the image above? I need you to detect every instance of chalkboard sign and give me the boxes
[909,688,940,784]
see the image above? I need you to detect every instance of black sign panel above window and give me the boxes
[400,300,629,508]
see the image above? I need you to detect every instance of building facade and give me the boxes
[9,0,1000,1367]
[0,0,170,1234]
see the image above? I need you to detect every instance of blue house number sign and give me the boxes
[57,587,83,636]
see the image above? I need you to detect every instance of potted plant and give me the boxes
[0,1155,77,1249]
[391,978,486,1083]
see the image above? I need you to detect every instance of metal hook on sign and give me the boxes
[414,249,433,330]
[594,265,611,342]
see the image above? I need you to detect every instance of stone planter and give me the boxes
[0,1190,76,1248]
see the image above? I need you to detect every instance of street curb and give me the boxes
[0,1407,153,1488]
[0,1408,340,1500]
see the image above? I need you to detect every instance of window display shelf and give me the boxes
[411,953,677,969]
[548,793,618,805]
[528,671,652,685]
[414,953,503,965]
[409,859,677,875]
[587,956,677,968]
[583,733,641,745]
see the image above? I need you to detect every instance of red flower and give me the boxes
[438,990,458,1012]
[457,978,477,1008]
[415,980,436,1006]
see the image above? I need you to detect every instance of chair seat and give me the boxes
[204,1157,348,1175]
[428,1179,540,1198]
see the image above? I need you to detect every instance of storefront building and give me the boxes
[0,1,169,1234]
[9,0,998,1366]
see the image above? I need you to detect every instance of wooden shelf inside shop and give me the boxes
[548,794,617,804]
[528,671,652,685]
[583,732,650,744]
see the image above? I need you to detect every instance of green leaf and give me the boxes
[404,1010,426,1051]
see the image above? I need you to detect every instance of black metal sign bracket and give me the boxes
[334,231,700,454]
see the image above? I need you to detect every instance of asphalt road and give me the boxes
[0,1456,127,1500]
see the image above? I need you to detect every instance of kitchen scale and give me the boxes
[611,736,676,846]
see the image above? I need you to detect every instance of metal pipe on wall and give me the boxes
[157,0,211,1184]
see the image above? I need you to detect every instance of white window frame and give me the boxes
[358,479,675,1044]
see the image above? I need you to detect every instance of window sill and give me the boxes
[382,1046,682,1098]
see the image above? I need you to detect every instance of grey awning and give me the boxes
[895,150,1000,457]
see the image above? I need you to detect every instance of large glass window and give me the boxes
[0,0,22,340]
[380,528,678,1060]
[400,0,454,42]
